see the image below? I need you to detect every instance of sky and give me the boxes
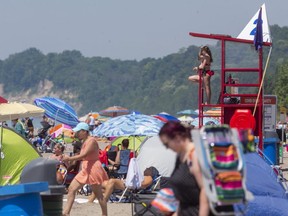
[0,0,286,61]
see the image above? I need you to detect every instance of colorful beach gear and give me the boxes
[192,125,253,215]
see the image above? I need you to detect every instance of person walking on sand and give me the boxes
[62,122,108,216]
[188,46,214,104]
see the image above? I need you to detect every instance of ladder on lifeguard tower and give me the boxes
[189,33,272,150]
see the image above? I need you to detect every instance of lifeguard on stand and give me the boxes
[189,3,272,150]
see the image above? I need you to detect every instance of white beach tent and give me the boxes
[136,136,177,177]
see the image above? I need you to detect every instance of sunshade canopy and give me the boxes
[0,102,45,121]
[99,106,130,117]
[34,97,79,127]
[93,113,164,137]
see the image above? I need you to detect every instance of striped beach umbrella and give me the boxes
[34,97,79,127]
[93,113,164,137]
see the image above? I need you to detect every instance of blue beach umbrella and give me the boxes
[191,117,220,127]
[34,97,79,127]
[153,113,179,123]
[176,109,198,116]
[93,113,164,137]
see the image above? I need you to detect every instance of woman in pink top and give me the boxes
[62,122,108,216]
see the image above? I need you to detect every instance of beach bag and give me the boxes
[99,149,108,165]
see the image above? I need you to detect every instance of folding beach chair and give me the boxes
[108,149,132,179]
[192,125,254,216]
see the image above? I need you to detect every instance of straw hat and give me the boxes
[151,188,178,213]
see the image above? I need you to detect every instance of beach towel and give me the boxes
[125,158,144,189]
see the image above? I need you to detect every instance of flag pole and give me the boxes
[253,46,272,116]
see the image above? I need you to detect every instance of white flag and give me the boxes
[237,3,272,43]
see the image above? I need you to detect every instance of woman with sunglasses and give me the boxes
[62,122,108,216]
[159,121,210,216]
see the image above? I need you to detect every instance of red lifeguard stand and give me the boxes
[189,32,272,150]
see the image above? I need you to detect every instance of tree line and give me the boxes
[0,25,287,116]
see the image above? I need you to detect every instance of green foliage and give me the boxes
[0,25,288,116]
[275,60,288,107]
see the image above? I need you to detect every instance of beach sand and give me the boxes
[66,200,132,216]
[42,142,288,216]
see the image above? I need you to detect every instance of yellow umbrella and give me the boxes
[0,102,45,121]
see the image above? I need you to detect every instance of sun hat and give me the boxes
[151,188,178,213]
[72,122,89,132]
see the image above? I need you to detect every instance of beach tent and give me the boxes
[136,136,176,177]
[234,153,288,215]
[0,127,40,185]
[111,136,146,152]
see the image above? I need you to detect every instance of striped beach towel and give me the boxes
[210,143,239,169]
[215,171,245,203]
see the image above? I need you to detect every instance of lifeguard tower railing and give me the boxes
[189,32,272,150]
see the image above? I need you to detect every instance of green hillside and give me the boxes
[0,25,287,116]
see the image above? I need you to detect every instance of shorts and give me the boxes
[199,69,214,77]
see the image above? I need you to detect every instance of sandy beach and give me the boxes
[42,142,288,216]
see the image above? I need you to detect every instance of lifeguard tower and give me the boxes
[189,32,272,150]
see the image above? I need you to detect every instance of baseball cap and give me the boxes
[72,122,89,132]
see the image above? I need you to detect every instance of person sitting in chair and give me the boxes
[107,139,131,175]
[88,166,159,203]
[64,141,82,186]
[49,143,67,184]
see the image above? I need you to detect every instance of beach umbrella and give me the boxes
[49,124,72,138]
[204,107,221,118]
[0,102,45,121]
[93,113,164,137]
[111,136,147,152]
[0,96,8,104]
[178,115,194,123]
[34,97,79,127]
[79,112,99,122]
[176,109,198,116]
[99,106,130,118]
[49,124,74,143]
[153,113,179,123]
[191,117,220,127]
